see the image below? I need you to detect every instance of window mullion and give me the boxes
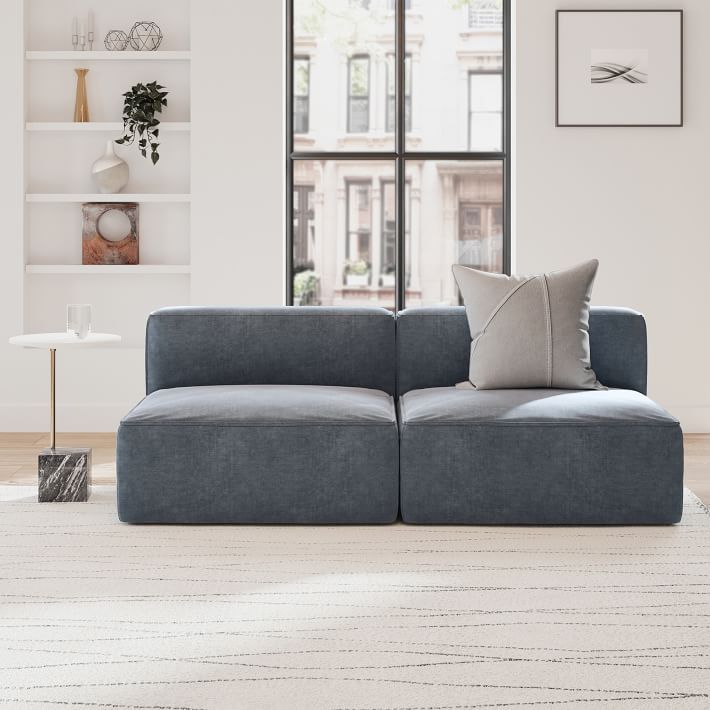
[395,0,406,312]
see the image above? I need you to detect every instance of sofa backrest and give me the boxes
[146,307,396,395]
[396,306,647,396]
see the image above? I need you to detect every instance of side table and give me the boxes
[9,332,121,502]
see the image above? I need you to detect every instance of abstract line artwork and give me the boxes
[590,50,648,85]
[591,62,648,84]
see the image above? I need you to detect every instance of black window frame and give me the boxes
[286,0,511,310]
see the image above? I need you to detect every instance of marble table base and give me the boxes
[38,448,92,502]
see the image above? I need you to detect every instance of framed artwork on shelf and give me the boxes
[82,202,139,265]
[556,10,683,127]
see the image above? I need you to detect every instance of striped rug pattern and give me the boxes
[0,486,709,709]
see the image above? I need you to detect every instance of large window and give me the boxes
[288,0,510,310]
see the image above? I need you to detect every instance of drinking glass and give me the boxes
[67,304,92,339]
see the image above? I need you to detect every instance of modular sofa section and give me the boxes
[118,385,399,524]
[399,388,684,525]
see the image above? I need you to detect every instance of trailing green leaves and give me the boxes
[115,81,169,165]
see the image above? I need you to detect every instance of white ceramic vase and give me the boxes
[91,140,129,194]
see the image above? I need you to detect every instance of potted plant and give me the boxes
[344,259,370,287]
[293,268,319,306]
[381,264,396,288]
[115,81,169,165]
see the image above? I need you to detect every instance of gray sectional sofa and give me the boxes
[116,306,683,525]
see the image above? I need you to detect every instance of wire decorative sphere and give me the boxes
[104,30,129,51]
[128,21,163,51]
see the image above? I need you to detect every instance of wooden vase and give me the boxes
[73,68,90,122]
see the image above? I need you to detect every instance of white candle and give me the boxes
[79,19,86,38]
[87,11,93,33]
[72,16,78,35]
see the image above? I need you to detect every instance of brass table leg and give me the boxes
[50,348,56,450]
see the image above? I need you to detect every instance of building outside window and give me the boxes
[348,56,370,133]
[294,57,310,134]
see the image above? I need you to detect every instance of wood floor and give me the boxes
[1,433,708,505]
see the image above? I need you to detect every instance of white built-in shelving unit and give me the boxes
[22,0,191,347]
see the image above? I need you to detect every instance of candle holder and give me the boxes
[72,33,78,50]
[88,31,94,50]
[79,34,87,51]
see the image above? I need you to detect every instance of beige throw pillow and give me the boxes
[452,260,602,390]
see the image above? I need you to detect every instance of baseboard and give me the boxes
[0,404,131,432]
[666,407,710,434]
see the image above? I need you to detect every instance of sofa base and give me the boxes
[118,423,399,524]
[400,423,683,525]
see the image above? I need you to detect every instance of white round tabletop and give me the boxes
[9,332,122,349]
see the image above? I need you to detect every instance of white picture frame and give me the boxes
[556,10,683,127]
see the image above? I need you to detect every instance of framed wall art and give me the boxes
[556,10,683,127]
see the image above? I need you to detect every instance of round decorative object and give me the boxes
[97,209,132,242]
[91,140,129,194]
[128,21,163,51]
[104,30,129,51]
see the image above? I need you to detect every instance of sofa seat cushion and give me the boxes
[399,387,683,525]
[117,385,398,524]
[122,384,396,427]
[400,387,678,428]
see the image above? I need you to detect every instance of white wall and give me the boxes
[2,0,708,432]
[515,0,709,431]
[190,0,284,307]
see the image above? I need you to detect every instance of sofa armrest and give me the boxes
[589,307,647,394]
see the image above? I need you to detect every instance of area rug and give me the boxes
[0,486,709,709]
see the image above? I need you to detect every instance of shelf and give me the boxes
[26,122,191,132]
[26,265,191,275]
[26,50,191,61]
[26,193,191,203]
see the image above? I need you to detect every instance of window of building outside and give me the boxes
[289,0,509,310]
[348,56,370,133]
[294,57,310,134]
